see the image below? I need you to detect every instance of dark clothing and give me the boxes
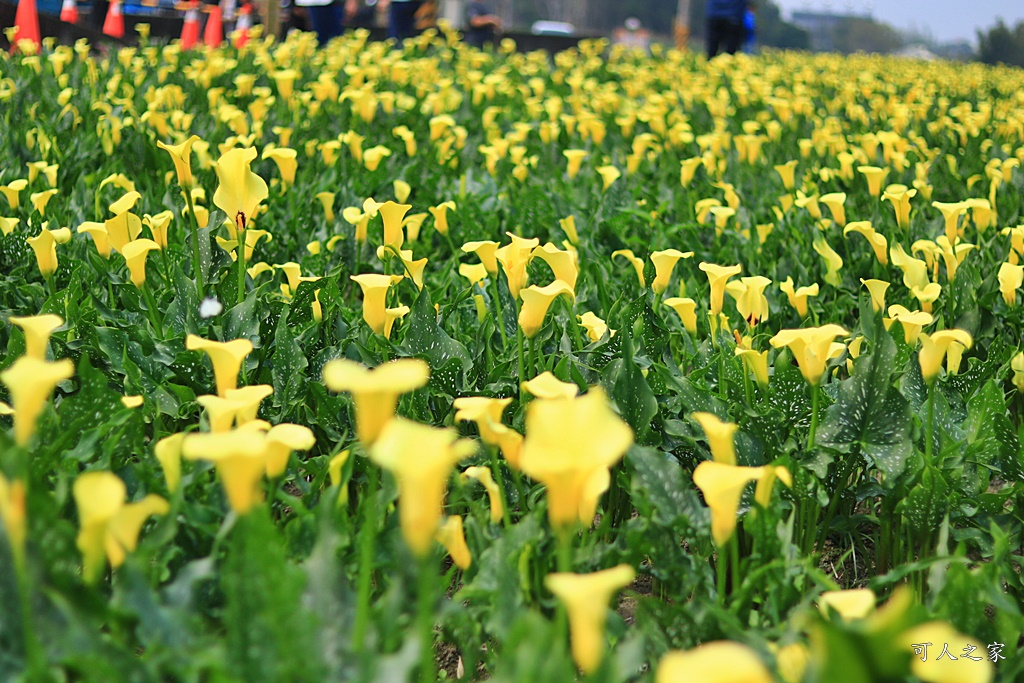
[387,0,423,41]
[706,0,746,23]
[706,16,744,57]
[307,3,342,44]
[465,0,496,48]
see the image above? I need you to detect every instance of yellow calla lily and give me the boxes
[156,134,201,188]
[518,280,575,338]
[185,335,254,397]
[612,249,646,288]
[181,428,270,514]
[844,221,888,265]
[213,147,268,233]
[263,147,298,189]
[578,311,611,342]
[143,211,173,250]
[154,433,185,493]
[819,192,847,227]
[0,178,28,209]
[999,262,1024,305]
[30,189,58,216]
[315,191,336,222]
[650,249,694,294]
[902,622,993,683]
[435,516,472,570]
[932,200,970,244]
[322,358,430,445]
[858,165,889,197]
[350,273,404,336]
[596,165,621,191]
[911,283,943,313]
[663,297,698,334]
[818,588,877,620]
[769,325,849,385]
[735,337,770,387]
[378,200,411,250]
[812,235,843,287]
[546,565,636,674]
[692,412,737,465]
[861,279,890,312]
[887,305,933,344]
[495,233,539,299]
[559,215,579,245]
[774,160,798,191]
[121,238,160,288]
[699,262,742,315]
[564,149,588,179]
[521,371,579,401]
[657,641,773,683]
[428,201,456,236]
[27,225,72,276]
[919,329,973,383]
[1,356,74,444]
[264,423,316,478]
[0,473,27,565]
[890,243,930,291]
[10,313,62,360]
[693,461,792,546]
[460,466,504,524]
[882,183,916,229]
[370,418,475,556]
[725,275,772,326]
[532,242,579,292]
[519,388,633,529]
[462,240,500,274]
[779,277,818,318]
[1011,352,1024,393]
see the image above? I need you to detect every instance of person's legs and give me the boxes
[706,17,723,58]
[387,1,421,41]
[722,21,744,54]
[308,2,341,44]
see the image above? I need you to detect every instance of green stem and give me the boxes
[141,285,163,337]
[564,296,584,351]
[15,555,45,679]
[417,554,436,683]
[807,385,820,452]
[516,325,526,386]
[556,529,573,573]
[529,336,538,378]
[730,533,740,599]
[716,544,727,604]
[816,455,859,553]
[236,226,247,305]
[488,446,512,528]
[182,188,205,298]
[490,276,509,351]
[925,384,935,462]
[352,463,379,652]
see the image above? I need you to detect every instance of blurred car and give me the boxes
[530,20,573,36]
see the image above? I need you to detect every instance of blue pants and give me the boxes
[388,1,422,41]
[308,3,342,45]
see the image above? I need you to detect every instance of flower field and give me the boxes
[1,25,1024,682]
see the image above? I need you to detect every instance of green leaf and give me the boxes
[403,286,473,385]
[271,308,308,414]
[626,446,707,532]
[602,331,659,445]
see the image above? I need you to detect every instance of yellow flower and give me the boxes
[919,329,973,384]
[519,388,633,529]
[559,215,579,245]
[350,273,403,336]
[546,565,635,674]
[1011,352,1024,392]
[453,396,513,446]
[0,178,27,209]
[818,588,877,620]
[393,179,412,203]
[912,283,943,313]
[105,191,143,254]
[181,428,270,514]
[0,216,21,236]
[657,642,773,683]
[435,516,472,569]
[519,281,575,338]
[882,184,917,230]
[156,134,201,188]
[770,325,849,385]
[264,423,316,478]
[692,412,737,465]
[73,471,168,583]
[30,189,58,216]
[10,313,62,360]
[890,243,930,291]
[597,165,621,191]
[263,147,298,189]
[428,201,456,236]
[844,221,888,265]
[774,160,798,191]
[185,335,254,397]
[735,338,770,387]
[378,200,411,250]
[154,432,185,493]
[370,418,475,556]
[532,242,579,292]
[0,473,27,565]
[213,147,268,233]
[650,249,694,294]
[495,233,539,299]
[322,358,430,445]
[315,192,336,222]
[563,149,588,179]
[27,225,72,276]
[459,263,488,287]
[779,277,818,318]
[460,466,504,524]
[901,622,993,683]
[1,356,74,444]
[858,165,889,197]
[932,200,970,244]
[967,197,994,232]
[709,206,736,233]
[819,192,847,227]
[143,211,173,250]
[726,276,772,326]
[693,461,791,546]
[887,305,934,344]
[578,311,610,342]
[121,238,160,288]
[663,297,698,334]
[699,262,742,315]
[612,249,646,288]
[362,145,392,172]
[680,157,703,187]
[935,236,974,282]
[812,235,843,287]
[521,371,580,401]
[462,240,500,275]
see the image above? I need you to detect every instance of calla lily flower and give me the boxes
[182,428,270,514]
[559,215,579,244]
[10,313,62,360]
[901,622,993,683]
[264,423,316,478]
[156,134,201,188]
[143,211,173,249]
[680,157,703,187]
[564,149,588,179]
[428,201,456,236]
[693,461,792,546]
[459,263,488,286]
[578,312,611,342]
[351,273,404,336]
[30,189,58,216]
[154,433,185,493]
[779,277,818,318]
[461,466,504,524]
[495,233,539,299]
[370,418,475,556]
[27,225,72,276]
[518,280,575,338]
[263,147,298,189]
[597,165,621,191]
[521,372,579,401]
[213,147,268,233]
[1011,352,1024,393]
[122,238,160,288]
[322,358,430,445]
[0,473,26,565]
[462,240,500,274]
[999,262,1023,305]
[378,201,411,249]
[0,217,21,236]
[918,329,973,383]
[612,249,646,288]
[735,337,770,387]
[794,192,822,220]
[882,184,917,229]
[844,221,888,265]
[935,236,973,282]
[699,262,742,316]
[812,235,843,287]
[453,396,513,446]
[664,297,698,334]
[435,516,472,569]
[315,192,336,222]
[105,191,143,254]
[650,249,694,295]
[692,412,737,465]
[0,178,28,209]
[1,356,74,444]
[887,305,933,344]
[819,192,847,227]
[726,276,772,326]
[362,146,391,172]
[774,160,798,191]
[858,165,889,197]
[186,335,254,397]
[818,588,877,621]
[695,198,722,225]
[709,206,736,233]
[911,283,943,313]
[932,200,970,244]
[657,642,773,683]
[770,325,849,385]
[890,243,930,291]
[861,279,890,312]
[546,565,636,674]
[966,197,994,232]
[73,471,168,583]
[532,243,579,292]
[519,388,633,528]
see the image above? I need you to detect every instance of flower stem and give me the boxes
[352,463,379,652]
[490,277,509,351]
[925,384,935,462]
[236,226,247,305]
[417,554,436,683]
[807,385,820,452]
[489,446,512,527]
[516,325,526,387]
[182,188,204,298]
[141,284,163,337]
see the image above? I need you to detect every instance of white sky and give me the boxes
[771,0,1023,44]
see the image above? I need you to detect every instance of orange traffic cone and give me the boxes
[180,0,201,49]
[102,0,124,38]
[203,3,223,47]
[60,0,78,24]
[11,0,41,51]
[233,2,252,48]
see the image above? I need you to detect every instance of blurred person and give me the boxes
[613,17,650,52]
[387,0,422,40]
[296,0,342,43]
[465,0,500,48]
[705,0,746,57]
[743,3,756,53]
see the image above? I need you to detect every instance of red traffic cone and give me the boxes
[102,0,124,38]
[233,2,253,47]
[203,3,223,47]
[11,0,41,51]
[60,0,78,24]
[180,0,201,49]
